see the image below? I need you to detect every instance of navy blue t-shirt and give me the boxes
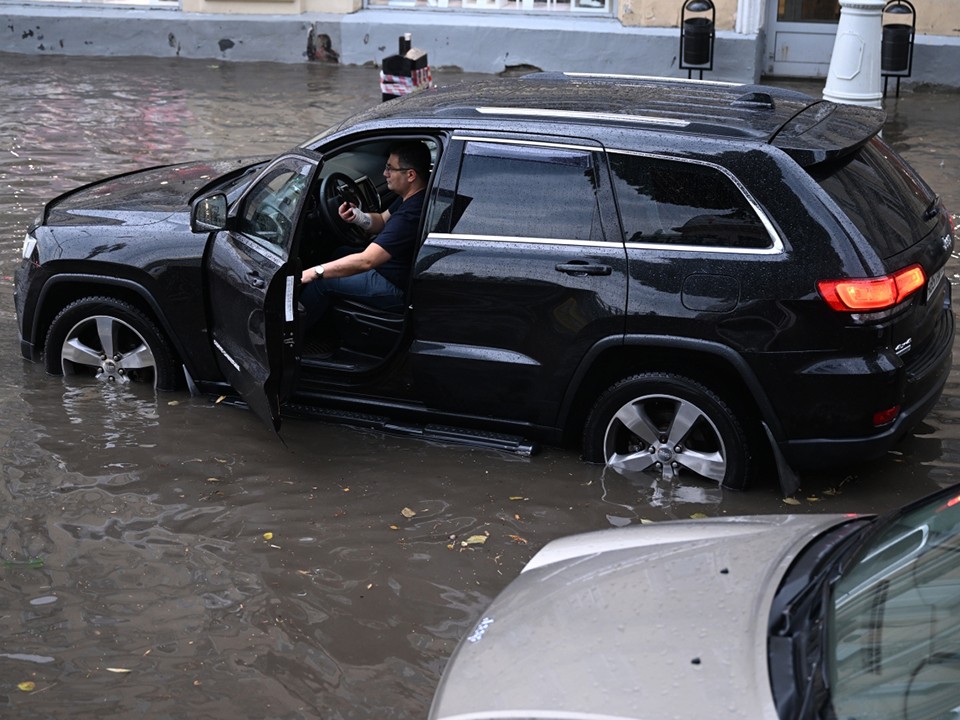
[372,189,424,289]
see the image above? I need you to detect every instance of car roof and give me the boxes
[345,72,885,166]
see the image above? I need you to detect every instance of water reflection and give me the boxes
[1,55,959,718]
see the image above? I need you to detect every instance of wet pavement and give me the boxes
[1,53,959,718]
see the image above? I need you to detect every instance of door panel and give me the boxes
[204,154,319,430]
[410,137,627,426]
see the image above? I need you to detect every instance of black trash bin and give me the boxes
[882,23,912,73]
[682,17,713,66]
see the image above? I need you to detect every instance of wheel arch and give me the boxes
[32,274,189,373]
[559,335,785,448]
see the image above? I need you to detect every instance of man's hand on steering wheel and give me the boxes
[319,172,369,245]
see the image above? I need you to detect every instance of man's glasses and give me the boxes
[384,164,412,174]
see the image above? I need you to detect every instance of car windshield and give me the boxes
[829,487,960,720]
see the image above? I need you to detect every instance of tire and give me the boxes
[583,372,752,490]
[43,297,179,391]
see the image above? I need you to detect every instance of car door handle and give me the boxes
[555,261,613,277]
[248,271,265,288]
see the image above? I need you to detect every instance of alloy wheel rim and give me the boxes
[60,315,158,388]
[603,393,727,483]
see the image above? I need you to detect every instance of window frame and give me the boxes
[606,148,785,256]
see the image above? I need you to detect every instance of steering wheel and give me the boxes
[319,172,368,246]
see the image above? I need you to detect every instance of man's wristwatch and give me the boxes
[313,265,324,279]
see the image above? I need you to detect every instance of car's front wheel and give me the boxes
[44,297,179,391]
[583,373,751,490]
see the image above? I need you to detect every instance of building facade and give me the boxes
[2,0,959,88]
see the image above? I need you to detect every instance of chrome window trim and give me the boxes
[451,135,599,153]
[623,240,781,256]
[607,148,785,255]
[234,231,285,265]
[426,233,621,249]
[474,106,690,128]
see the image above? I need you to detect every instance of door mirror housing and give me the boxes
[191,194,229,233]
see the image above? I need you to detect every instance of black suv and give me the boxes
[14,73,955,492]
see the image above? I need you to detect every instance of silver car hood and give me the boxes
[430,513,850,720]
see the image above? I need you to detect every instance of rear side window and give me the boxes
[449,142,601,241]
[608,152,773,250]
[810,137,937,257]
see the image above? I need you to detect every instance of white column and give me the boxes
[735,0,762,35]
[823,0,885,107]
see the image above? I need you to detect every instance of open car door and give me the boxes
[202,152,321,432]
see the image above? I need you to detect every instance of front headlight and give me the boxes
[22,232,37,261]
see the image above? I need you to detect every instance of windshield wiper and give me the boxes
[768,519,871,720]
[923,194,941,221]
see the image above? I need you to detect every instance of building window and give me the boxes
[367,0,611,14]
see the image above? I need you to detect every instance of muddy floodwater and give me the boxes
[1,53,959,718]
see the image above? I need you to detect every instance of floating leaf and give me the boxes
[3,557,45,569]
[106,667,132,674]
[508,534,528,545]
[783,497,802,505]
[167,400,180,406]
[389,524,399,531]
[508,496,528,501]
[806,496,820,502]
[262,532,274,540]
[461,535,488,547]
[215,395,226,404]
[639,518,655,525]
[17,681,35,692]
[689,512,708,519]
[400,507,416,518]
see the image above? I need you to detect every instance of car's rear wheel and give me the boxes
[583,372,751,490]
[43,297,179,391]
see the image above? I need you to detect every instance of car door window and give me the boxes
[238,161,313,256]
[609,152,773,250]
[450,142,601,241]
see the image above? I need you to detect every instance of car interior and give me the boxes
[298,136,438,373]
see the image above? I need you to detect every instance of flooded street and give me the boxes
[1,53,959,717]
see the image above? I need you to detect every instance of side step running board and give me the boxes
[283,402,539,456]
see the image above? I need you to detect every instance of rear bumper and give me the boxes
[780,306,954,469]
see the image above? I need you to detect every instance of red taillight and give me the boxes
[818,265,927,312]
[872,405,901,427]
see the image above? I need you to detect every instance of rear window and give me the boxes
[810,137,938,258]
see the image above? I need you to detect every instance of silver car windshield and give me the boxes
[829,489,960,720]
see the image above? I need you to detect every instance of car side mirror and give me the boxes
[191,194,229,233]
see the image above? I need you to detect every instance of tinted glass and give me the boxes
[608,152,772,249]
[450,142,600,241]
[239,161,312,256]
[811,136,938,258]
[830,488,960,719]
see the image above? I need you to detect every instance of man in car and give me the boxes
[299,140,430,330]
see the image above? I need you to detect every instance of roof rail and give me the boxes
[475,106,690,127]
[529,71,739,87]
